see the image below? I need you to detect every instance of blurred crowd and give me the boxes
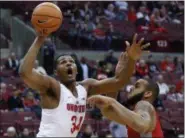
[0,1,184,138]
[61,1,184,50]
[0,48,184,137]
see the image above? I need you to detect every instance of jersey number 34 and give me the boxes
[71,115,83,133]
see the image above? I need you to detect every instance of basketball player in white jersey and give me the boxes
[19,33,150,137]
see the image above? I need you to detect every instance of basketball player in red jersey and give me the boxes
[88,78,164,138]
[19,33,149,137]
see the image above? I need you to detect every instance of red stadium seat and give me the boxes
[169,117,183,124]
[33,120,40,133]
[169,110,182,117]
[163,100,179,109]
[160,119,175,131]
[16,112,37,132]
[0,112,18,134]
[178,102,184,109]
[1,70,14,77]
[158,110,170,121]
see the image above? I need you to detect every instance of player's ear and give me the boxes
[54,69,57,76]
[144,91,152,98]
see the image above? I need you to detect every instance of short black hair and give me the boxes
[145,79,159,101]
[54,54,72,69]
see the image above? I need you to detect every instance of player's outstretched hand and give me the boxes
[126,33,150,61]
[37,28,49,37]
[87,95,113,109]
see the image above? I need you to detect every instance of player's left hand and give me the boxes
[87,95,113,109]
[126,33,150,61]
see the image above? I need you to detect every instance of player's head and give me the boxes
[127,79,159,106]
[54,54,77,84]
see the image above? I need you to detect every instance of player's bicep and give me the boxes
[134,101,156,132]
[20,69,52,93]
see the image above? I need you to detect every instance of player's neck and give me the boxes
[64,82,77,93]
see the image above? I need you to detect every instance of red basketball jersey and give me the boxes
[127,111,164,138]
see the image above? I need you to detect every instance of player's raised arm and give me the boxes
[19,36,58,95]
[88,95,156,133]
[82,34,150,96]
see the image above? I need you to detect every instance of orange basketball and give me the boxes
[31,2,63,35]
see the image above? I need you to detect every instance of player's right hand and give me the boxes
[36,28,49,37]
[88,95,113,109]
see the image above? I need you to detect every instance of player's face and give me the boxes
[56,56,77,84]
[127,79,148,105]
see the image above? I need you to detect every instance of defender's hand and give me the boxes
[126,33,150,61]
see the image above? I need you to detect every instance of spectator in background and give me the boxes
[147,55,160,76]
[173,56,184,73]
[176,75,184,93]
[109,121,128,138]
[4,126,18,138]
[0,82,10,102]
[135,59,149,78]
[7,88,24,111]
[96,60,109,81]
[104,3,116,20]
[115,7,128,21]
[136,6,150,22]
[5,52,19,70]
[79,2,93,20]
[20,128,32,138]
[79,21,94,49]
[115,1,128,11]
[167,85,183,102]
[95,5,105,19]
[92,22,107,50]
[77,125,93,138]
[84,14,96,32]
[104,50,118,66]
[128,6,137,23]
[160,5,171,23]
[42,38,55,75]
[160,56,175,72]
[135,6,150,32]
[23,92,39,110]
[157,74,169,95]
[0,82,10,111]
[71,53,83,81]
[168,1,182,24]
[149,8,168,33]
[69,21,81,37]
[80,57,91,80]
[68,21,82,48]
[150,8,167,26]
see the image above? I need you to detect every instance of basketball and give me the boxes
[31,2,63,36]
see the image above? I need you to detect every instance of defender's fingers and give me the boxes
[141,43,150,50]
[125,41,130,47]
[125,41,130,51]
[132,33,138,44]
[138,37,144,46]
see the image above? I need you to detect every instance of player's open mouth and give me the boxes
[67,68,73,76]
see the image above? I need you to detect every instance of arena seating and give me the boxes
[0,1,184,137]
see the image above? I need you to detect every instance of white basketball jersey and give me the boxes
[37,83,87,137]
